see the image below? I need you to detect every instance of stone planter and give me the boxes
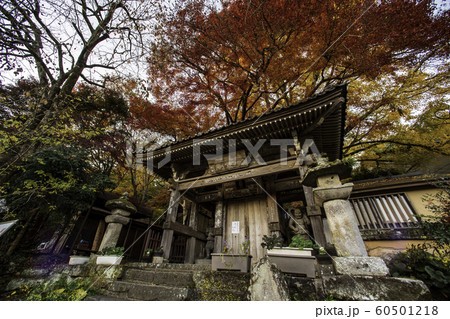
[211,253,252,272]
[68,255,90,265]
[96,255,123,265]
[267,247,315,278]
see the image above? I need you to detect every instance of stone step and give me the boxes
[192,271,251,301]
[99,263,251,301]
[123,268,195,287]
[125,262,211,272]
[84,295,129,301]
[105,280,196,301]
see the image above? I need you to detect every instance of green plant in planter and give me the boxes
[144,248,153,257]
[261,234,283,250]
[240,238,250,255]
[100,246,124,256]
[289,235,320,250]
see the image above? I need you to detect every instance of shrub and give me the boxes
[8,277,97,301]
[289,235,320,250]
[99,246,124,256]
[388,244,450,300]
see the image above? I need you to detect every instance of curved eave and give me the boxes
[148,84,347,180]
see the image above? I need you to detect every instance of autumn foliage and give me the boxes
[147,0,449,128]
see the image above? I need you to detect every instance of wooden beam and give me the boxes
[275,178,301,192]
[179,158,299,191]
[164,221,206,241]
[196,191,221,203]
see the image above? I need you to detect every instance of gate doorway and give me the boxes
[169,234,187,263]
[224,197,270,263]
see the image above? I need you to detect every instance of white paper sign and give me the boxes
[0,220,18,238]
[231,221,240,234]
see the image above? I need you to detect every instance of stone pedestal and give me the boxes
[98,193,135,252]
[333,257,389,276]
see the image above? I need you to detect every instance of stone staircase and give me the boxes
[90,263,251,301]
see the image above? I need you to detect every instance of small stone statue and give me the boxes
[205,232,214,259]
[154,246,164,257]
[289,208,310,240]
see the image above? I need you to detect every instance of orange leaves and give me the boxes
[147,0,448,133]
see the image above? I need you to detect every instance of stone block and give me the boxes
[248,257,290,301]
[323,199,368,257]
[322,276,432,301]
[152,256,164,264]
[333,257,389,276]
[285,277,319,301]
[193,270,251,301]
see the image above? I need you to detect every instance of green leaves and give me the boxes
[288,235,320,250]
[261,234,283,250]
[99,246,125,256]
[9,277,93,301]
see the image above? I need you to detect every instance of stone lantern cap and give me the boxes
[105,192,137,214]
[301,160,352,187]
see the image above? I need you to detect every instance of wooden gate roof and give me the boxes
[148,84,348,180]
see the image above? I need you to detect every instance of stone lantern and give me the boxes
[98,193,137,252]
[302,160,389,276]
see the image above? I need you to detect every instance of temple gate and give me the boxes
[145,84,349,264]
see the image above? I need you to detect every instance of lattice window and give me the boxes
[350,193,419,230]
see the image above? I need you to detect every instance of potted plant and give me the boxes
[211,238,252,272]
[266,235,317,277]
[261,234,283,250]
[152,246,164,263]
[96,246,125,265]
[68,250,90,265]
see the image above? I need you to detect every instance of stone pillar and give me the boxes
[161,186,180,260]
[98,193,136,252]
[303,161,389,276]
[213,201,224,253]
[313,173,366,257]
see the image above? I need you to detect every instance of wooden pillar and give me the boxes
[302,185,327,247]
[266,179,281,237]
[91,219,106,252]
[161,186,180,260]
[185,201,198,264]
[294,134,327,248]
[213,201,224,253]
